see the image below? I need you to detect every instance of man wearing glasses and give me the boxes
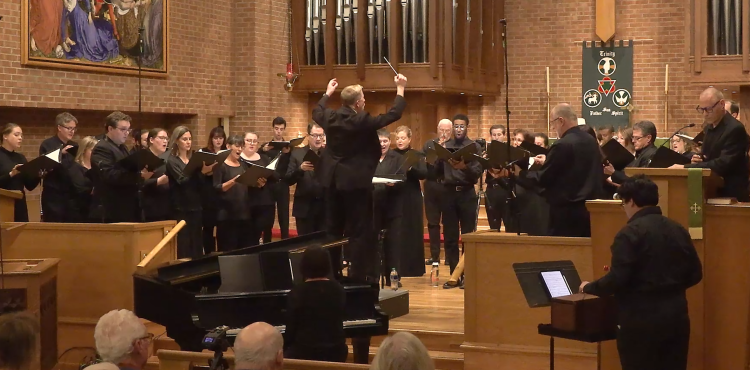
[39,112,79,222]
[606,120,658,185]
[422,119,453,266]
[285,122,326,236]
[91,111,154,223]
[670,88,749,202]
[91,309,153,370]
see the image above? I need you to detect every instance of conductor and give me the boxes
[312,74,408,284]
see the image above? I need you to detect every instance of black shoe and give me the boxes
[425,258,434,265]
[443,280,459,289]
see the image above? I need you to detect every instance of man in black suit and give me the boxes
[90,111,154,223]
[286,123,326,235]
[262,117,292,239]
[39,112,79,222]
[607,120,658,184]
[671,88,750,201]
[312,74,407,284]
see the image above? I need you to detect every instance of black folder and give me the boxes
[601,139,634,170]
[675,132,705,147]
[267,137,305,150]
[19,148,61,178]
[302,149,320,167]
[236,162,276,187]
[486,141,529,169]
[396,149,422,172]
[434,143,479,163]
[519,141,549,156]
[648,146,691,168]
[372,174,406,184]
[118,149,165,172]
[184,149,231,175]
[425,147,438,165]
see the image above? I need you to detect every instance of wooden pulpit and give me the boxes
[0,188,22,222]
[0,258,59,370]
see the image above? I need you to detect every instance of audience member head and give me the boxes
[436,119,453,143]
[452,114,469,140]
[272,117,287,140]
[147,128,168,155]
[226,134,245,161]
[394,126,412,150]
[370,332,434,370]
[533,132,549,148]
[105,112,133,145]
[341,84,365,112]
[243,131,260,155]
[671,134,694,155]
[598,125,615,143]
[1,123,22,151]
[617,127,636,154]
[300,246,332,281]
[307,123,325,150]
[0,312,39,370]
[207,126,227,153]
[489,124,506,143]
[93,309,151,369]
[725,99,740,119]
[632,120,657,150]
[378,128,391,157]
[56,112,78,143]
[510,128,532,148]
[234,322,284,370]
[168,126,192,157]
[698,87,725,126]
[616,174,659,219]
[75,136,98,165]
[550,104,578,137]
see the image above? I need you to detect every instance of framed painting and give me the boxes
[21,0,168,77]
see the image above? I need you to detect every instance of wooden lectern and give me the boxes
[0,189,22,222]
[0,258,59,370]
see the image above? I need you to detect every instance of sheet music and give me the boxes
[541,271,572,298]
[372,177,403,184]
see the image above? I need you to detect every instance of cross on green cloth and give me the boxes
[688,168,703,239]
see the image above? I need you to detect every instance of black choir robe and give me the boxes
[0,147,41,222]
[39,136,77,222]
[392,147,427,277]
[373,149,405,283]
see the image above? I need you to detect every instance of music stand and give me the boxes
[512,261,615,370]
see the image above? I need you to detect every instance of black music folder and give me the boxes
[372,174,406,184]
[434,143,479,163]
[675,132,705,146]
[648,146,691,168]
[19,148,61,177]
[267,137,305,150]
[425,147,438,165]
[486,141,529,169]
[118,149,165,172]
[397,149,422,172]
[601,139,634,170]
[184,149,231,175]
[236,162,277,187]
[519,141,549,156]
[512,260,582,308]
[302,149,320,167]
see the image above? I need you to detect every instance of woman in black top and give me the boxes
[166,126,216,259]
[240,132,272,247]
[0,124,41,222]
[142,128,170,222]
[214,134,250,252]
[285,246,347,363]
[200,126,227,253]
[68,136,97,222]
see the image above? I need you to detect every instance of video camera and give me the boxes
[203,326,230,370]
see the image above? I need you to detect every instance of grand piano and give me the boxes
[133,231,409,352]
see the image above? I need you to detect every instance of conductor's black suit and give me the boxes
[312,93,406,283]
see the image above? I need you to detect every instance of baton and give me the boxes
[383,57,398,76]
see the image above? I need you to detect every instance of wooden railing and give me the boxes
[136,220,185,274]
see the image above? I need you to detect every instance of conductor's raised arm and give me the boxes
[360,74,408,131]
[312,78,339,130]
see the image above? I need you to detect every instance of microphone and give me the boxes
[659,123,696,150]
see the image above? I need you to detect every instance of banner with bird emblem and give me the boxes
[581,40,634,129]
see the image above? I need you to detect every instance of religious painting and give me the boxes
[581,40,633,129]
[21,0,168,76]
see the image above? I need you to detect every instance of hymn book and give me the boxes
[519,141,549,156]
[118,149,166,172]
[302,149,320,167]
[648,147,691,168]
[267,137,305,150]
[396,149,422,172]
[601,139,634,170]
[19,148,61,178]
[236,154,282,187]
[184,149,231,175]
[434,143,479,163]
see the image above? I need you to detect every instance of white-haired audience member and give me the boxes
[90,309,152,370]
[234,322,284,370]
[370,332,434,370]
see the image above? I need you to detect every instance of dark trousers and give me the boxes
[374,209,401,286]
[295,200,326,235]
[441,186,478,274]
[325,185,376,282]
[617,315,690,370]
[548,202,591,237]
[248,205,276,246]
[423,181,444,261]
[41,197,66,222]
[174,210,203,259]
[202,208,218,253]
[216,219,247,252]
[485,185,508,231]
[270,182,291,239]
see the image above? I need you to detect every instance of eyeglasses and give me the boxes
[549,117,562,124]
[632,136,644,141]
[138,333,155,343]
[695,100,721,114]
[310,134,325,139]
[58,125,77,132]
[453,125,466,130]
[156,136,168,141]
[246,140,258,144]
[116,127,132,134]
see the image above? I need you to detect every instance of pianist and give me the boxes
[285,246,347,363]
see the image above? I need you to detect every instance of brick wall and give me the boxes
[474,0,705,140]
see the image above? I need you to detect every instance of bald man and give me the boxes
[422,119,453,265]
[671,88,749,201]
[521,104,604,237]
[234,322,284,370]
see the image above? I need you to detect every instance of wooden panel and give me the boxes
[444,0,454,70]
[356,1,367,80]
[389,0,402,68]
[473,0,482,82]
[481,0,493,72]
[460,0,469,80]
[595,0,616,42]
[429,0,439,78]
[325,1,336,77]
[495,0,505,89]
[158,350,371,370]
[695,0,705,72]
[744,0,749,71]
[292,0,307,66]
[741,86,750,128]
[690,56,750,85]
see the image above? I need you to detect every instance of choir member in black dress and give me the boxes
[240,132,273,246]
[503,128,549,236]
[533,132,549,149]
[581,175,702,370]
[214,135,251,252]
[0,124,41,222]
[68,136,97,222]
[141,128,170,222]
[90,112,151,223]
[671,134,696,160]
[199,126,227,253]
[39,112,78,222]
[285,123,326,235]
[261,117,292,239]
[166,126,216,259]
[285,246,347,363]
[422,119,452,265]
[392,126,427,277]
[373,129,406,286]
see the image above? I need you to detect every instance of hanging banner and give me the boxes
[581,40,634,129]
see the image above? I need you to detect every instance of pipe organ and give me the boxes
[708,0,742,55]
